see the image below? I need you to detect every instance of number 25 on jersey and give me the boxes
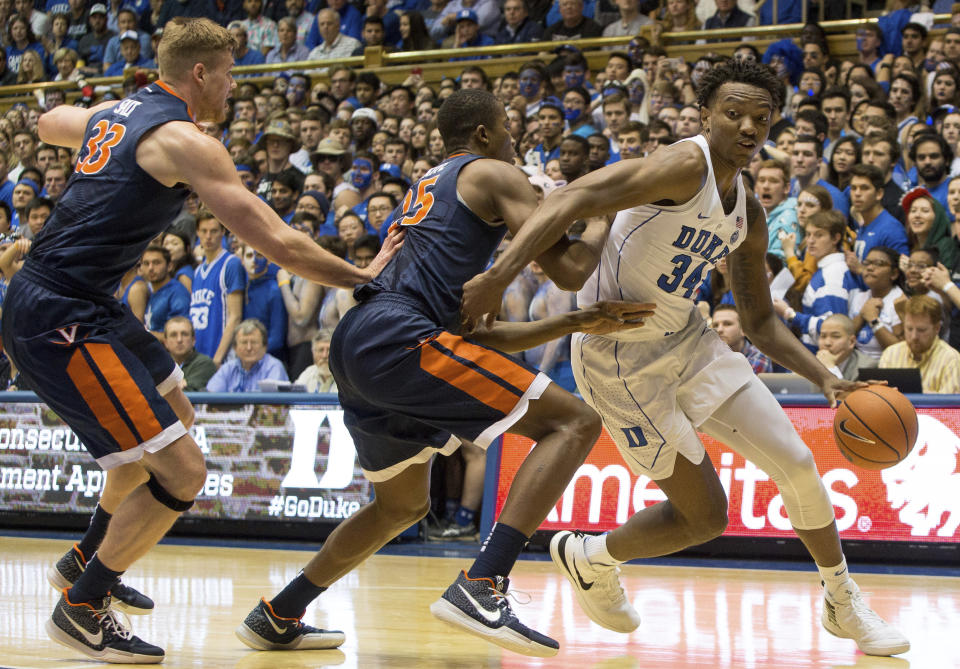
[397,176,439,226]
[77,120,126,175]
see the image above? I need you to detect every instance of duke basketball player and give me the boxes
[461,58,910,657]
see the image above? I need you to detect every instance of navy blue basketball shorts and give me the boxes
[330,295,551,483]
[2,275,186,470]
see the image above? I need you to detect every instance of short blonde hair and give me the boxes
[903,295,942,324]
[157,17,236,80]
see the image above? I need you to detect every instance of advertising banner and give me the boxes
[495,406,960,542]
[0,399,370,524]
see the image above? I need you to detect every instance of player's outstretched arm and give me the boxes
[461,143,705,329]
[728,196,863,406]
[469,301,656,353]
[37,100,120,149]
[140,123,401,290]
[458,161,613,292]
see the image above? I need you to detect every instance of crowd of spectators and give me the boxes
[0,0,959,531]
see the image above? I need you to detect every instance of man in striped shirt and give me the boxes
[880,295,960,393]
[774,210,859,346]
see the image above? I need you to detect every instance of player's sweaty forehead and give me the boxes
[713,82,774,112]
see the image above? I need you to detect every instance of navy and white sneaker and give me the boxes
[47,544,154,615]
[236,599,346,650]
[430,570,559,657]
[45,590,164,664]
[550,530,640,633]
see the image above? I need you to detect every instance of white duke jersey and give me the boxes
[578,134,748,340]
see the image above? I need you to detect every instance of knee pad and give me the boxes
[146,474,195,512]
[773,447,835,531]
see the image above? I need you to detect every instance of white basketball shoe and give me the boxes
[549,530,640,633]
[821,580,910,656]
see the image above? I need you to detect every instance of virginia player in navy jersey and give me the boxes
[237,88,654,658]
[2,18,400,664]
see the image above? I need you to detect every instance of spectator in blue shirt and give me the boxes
[141,245,191,337]
[240,244,287,361]
[496,0,542,44]
[305,0,363,48]
[775,210,860,345]
[911,132,953,210]
[446,10,494,55]
[848,164,910,275]
[228,22,266,67]
[205,319,289,392]
[525,97,564,168]
[755,160,800,260]
[104,30,154,76]
[790,135,850,218]
[103,8,151,74]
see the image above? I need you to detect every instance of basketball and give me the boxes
[833,385,919,470]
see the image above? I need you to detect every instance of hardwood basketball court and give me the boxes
[2,536,958,668]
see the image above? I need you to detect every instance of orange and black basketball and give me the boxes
[833,385,918,470]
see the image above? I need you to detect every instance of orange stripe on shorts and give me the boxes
[84,343,164,442]
[66,349,138,450]
[434,332,535,393]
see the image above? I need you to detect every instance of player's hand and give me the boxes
[772,298,790,318]
[569,301,656,335]
[360,226,405,282]
[461,271,508,334]
[820,376,869,409]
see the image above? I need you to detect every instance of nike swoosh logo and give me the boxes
[66,610,103,646]
[837,419,875,444]
[264,612,288,635]
[458,584,501,624]
[571,556,594,591]
[697,213,709,219]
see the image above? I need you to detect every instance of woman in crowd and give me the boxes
[162,230,197,293]
[42,13,78,72]
[427,125,445,162]
[902,186,959,270]
[781,184,836,293]
[52,47,81,82]
[399,11,434,51]
[849,246,905,360]
[848,76,884,110]
[335,212,366,263]
[931,67,960,109]
[824,136,860,192]
[17,49,45,85]
[6,15,45,75]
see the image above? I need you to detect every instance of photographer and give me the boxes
[0,197,51,281]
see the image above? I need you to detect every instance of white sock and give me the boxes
[818,558,851,597]
[583,533,624,566]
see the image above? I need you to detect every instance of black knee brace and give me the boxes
[146,474,195,512]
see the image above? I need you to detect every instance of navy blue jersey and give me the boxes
[26,83,192,298]
[357,153,506,331]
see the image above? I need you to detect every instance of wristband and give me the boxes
[944,282,958,293]
[278,280,291,287]
[784,307,796,321]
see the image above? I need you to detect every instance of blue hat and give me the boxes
[455,9,478,23]
[539,96,563,115]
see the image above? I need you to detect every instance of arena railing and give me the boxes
[0,14,950,110]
